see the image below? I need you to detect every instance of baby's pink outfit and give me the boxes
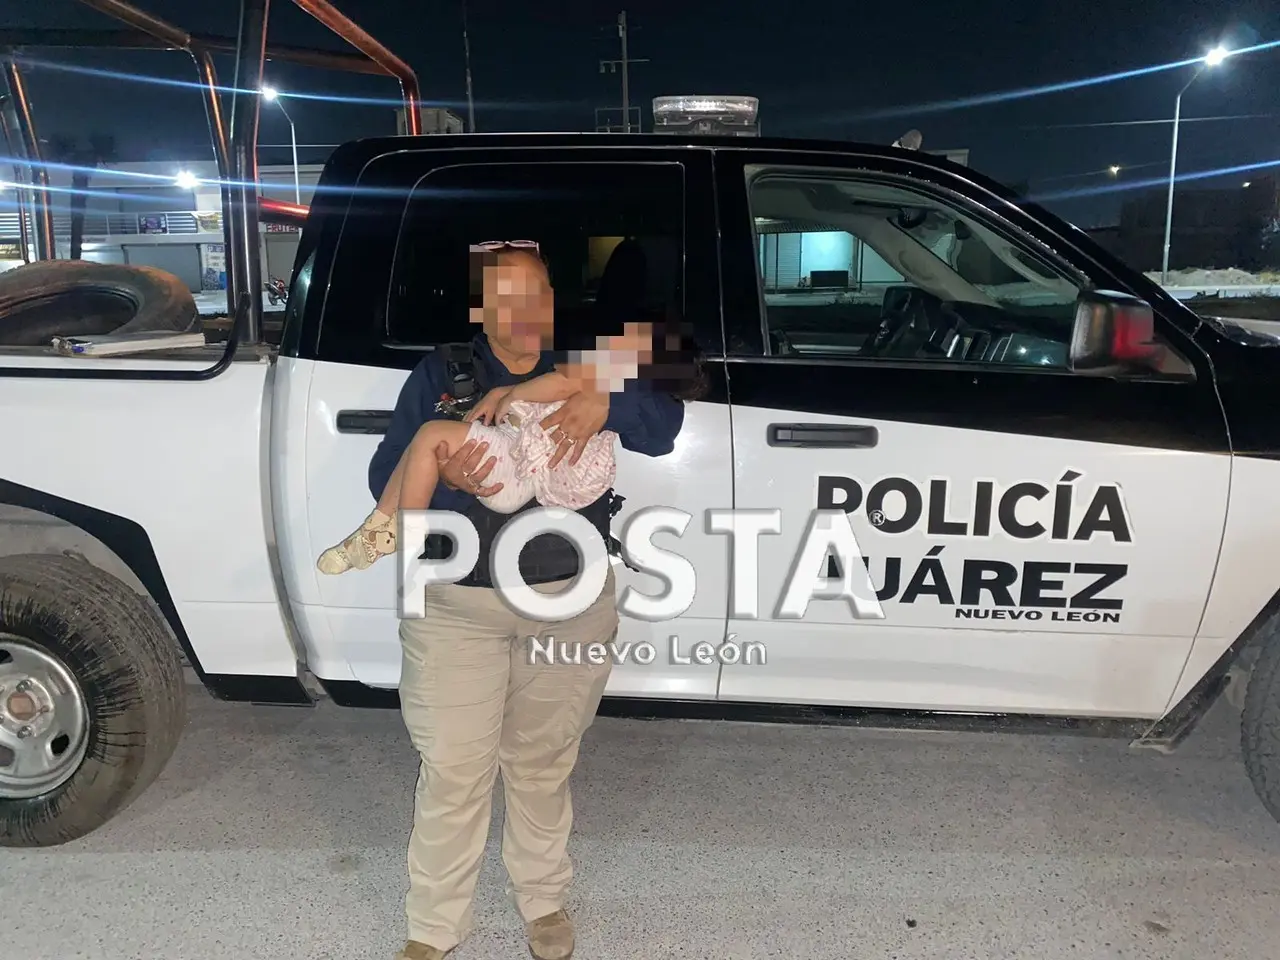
[463,399,617,513]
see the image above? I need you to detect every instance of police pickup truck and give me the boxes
[3,132,1280,847]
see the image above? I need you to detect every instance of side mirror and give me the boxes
[1068,289,1167,375]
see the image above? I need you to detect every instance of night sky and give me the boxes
[8,0,1280,227]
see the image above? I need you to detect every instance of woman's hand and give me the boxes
[436,440,504,498]
[540,390,609,467]
[465,386,512,425]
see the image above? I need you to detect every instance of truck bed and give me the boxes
[0,341,275,366]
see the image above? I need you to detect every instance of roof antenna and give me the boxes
[892,129,923,150]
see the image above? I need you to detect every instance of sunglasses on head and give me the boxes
[471,240,541,254]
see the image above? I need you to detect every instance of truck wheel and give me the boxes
[0,260,198,347]
[0,553,185,847]
[1241,617,1280,823]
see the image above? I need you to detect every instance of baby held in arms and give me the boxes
[316,322,654,575]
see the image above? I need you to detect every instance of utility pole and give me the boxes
[462,0,476,132]
[598,10,648,132]
[619,12,630,133]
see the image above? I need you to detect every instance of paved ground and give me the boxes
[7,684,1280,960]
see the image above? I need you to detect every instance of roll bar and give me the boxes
[0,102,33,262]
[0,29,401,77]
[292,0,422,129]
[224,0,270,343]
[74,0,189,49]
[0,0,422,345]
[0,64,54,261]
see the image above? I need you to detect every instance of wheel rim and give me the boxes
[0,635,90,800]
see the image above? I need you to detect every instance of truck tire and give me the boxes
[0,260,198,347]
[0,553,186,847]
[1241,616,1280,823]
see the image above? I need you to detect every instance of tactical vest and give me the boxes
[420,342,626,588]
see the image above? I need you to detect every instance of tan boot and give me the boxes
[526,908,574,960]
[394,941,452,960]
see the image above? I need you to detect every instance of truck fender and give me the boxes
[1132,585,1280,752]
[0,476,310,703]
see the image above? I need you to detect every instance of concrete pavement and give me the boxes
[5,684,1280,960]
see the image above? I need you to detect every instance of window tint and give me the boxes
[386,163,685,351]
[748,172,1086,367]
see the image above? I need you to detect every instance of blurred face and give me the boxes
[598,321,654,366]
[568,321,654,392]
[469,250,554,355]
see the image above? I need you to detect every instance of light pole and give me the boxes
[619,12,630,133]
[261,86,301,205]
[1161,45,1229,284]
[461,0,476,132]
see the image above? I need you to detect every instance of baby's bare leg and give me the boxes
[401,419,473,511]
[374,455,407,517]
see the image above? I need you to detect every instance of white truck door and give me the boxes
[709,152,1230,719]
[295,358,414,689]
[291,148,730,697]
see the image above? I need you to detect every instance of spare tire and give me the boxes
[0,260,199,347]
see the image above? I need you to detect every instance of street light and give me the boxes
[1162,45,1231,283]
[1108,165,1122,176]
[261,85,301,205]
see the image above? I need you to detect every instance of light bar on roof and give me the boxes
[652,95,760,136]
[653,96,758,120]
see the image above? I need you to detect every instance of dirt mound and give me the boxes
[1149,267,1270,287]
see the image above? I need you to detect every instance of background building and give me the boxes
[1,161,319,293]
[1110,176,1279,273]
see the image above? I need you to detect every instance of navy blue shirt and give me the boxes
[368,332,686,506]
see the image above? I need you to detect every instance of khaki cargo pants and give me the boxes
[398,568,618,951]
